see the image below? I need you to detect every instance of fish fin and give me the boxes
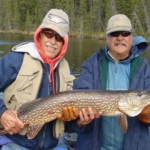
[53,119,65,138]
[119,114,128,133]
[121,109,144,117]
[27,124,44,139]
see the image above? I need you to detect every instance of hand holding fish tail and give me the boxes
[57,106,79,121]
[0,110,24,135]
[77,107,102,127]
[138,104,150,123]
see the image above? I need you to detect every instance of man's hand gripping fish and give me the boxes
[0,90,150,139]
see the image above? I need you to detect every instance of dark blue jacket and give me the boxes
[75,37,150,150]
[0,52,85,150]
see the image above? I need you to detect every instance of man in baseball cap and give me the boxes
[0,8,84,150]
[74,13,149,150]
[40,9,69,37]
[105,14,133,62]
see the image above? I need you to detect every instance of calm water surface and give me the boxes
[0,33,150,74]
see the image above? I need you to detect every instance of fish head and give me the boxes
[118,91,150,117]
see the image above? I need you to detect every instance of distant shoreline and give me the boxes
[0,30,105,40]
[0,30,149,43]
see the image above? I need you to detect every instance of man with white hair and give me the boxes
[74,14,150,150]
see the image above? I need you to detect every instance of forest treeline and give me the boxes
[0,0,150,39]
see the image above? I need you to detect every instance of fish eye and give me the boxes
[137,92,142,97]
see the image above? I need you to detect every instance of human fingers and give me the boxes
[94,111,102,118]
[79,108,89,122]
[77,108,92,126]
[80,107,95,121]
[57,107,70,121]
[77,108,102,127]
[72,108,79,118]
[138,104,150,123]
[67,106,75,121]
[83,108,102,120]
[62,107,70,121]
[57,106,79,121]
[86,107,95,120]
[68,106,80,121]
[1,110,24,134]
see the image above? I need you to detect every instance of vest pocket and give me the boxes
[17,73,38,94]
[3,69,40,110]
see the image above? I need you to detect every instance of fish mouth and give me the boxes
[118,105,144,116]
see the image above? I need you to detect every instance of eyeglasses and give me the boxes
[42,30,64,43]
[109,31,131,37]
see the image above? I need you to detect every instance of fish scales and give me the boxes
[1,90,150,139]
[18,91,125,122]
[18,91,121,124]
[17,90,149,122]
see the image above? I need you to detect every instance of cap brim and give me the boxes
[40,23,66,37]
[106,26,132,34]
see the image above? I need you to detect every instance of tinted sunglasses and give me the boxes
[42,30,64,42]
[109,31,131,37]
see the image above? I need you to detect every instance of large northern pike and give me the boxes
[0,90,150,139]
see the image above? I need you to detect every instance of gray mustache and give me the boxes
[114,41,126,46]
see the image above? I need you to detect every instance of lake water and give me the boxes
[0,33,150,74]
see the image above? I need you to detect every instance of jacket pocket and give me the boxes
[3,68,41,110]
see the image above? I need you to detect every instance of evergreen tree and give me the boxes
[0,0,4,29]
[11,0,20,30]
[25,10,31,33]
[2,0,12,30]
[89,0,104,32]
[115,0,135,19]
[0,0,149,37]
[17,0,28,30]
